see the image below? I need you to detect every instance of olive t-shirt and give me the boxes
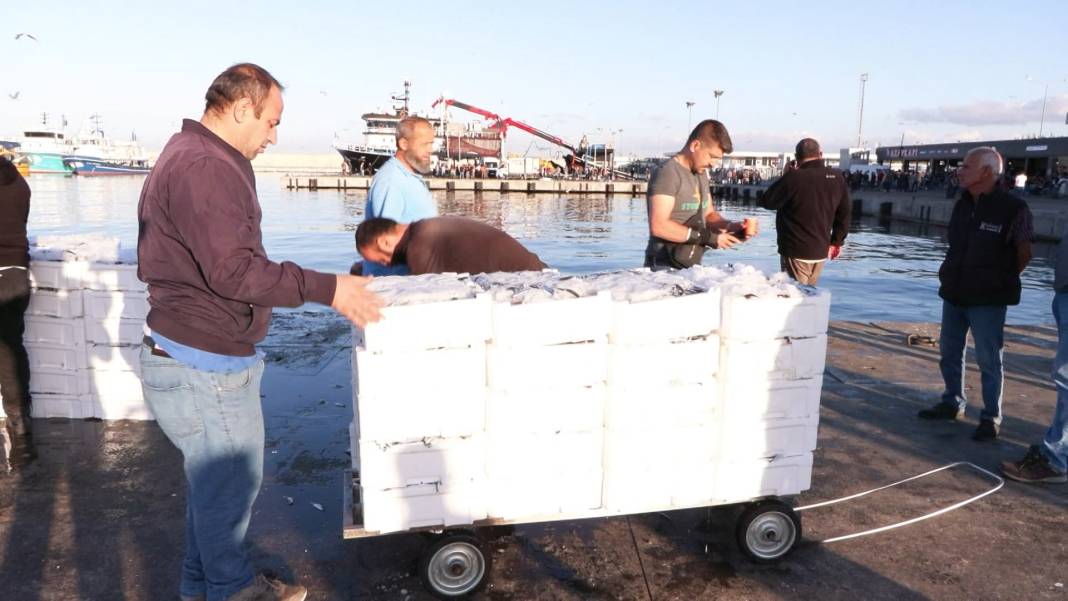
[646,157,709,243]
[393,216,547,275]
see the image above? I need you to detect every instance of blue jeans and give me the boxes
[1043,292,1068,473]
[939,301,1007,424]
[140,345,266,601]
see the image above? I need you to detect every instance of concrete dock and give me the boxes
[283,175,648,195]
[1,315,1066,600]
[720,184,1068,242]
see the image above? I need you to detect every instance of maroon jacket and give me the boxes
[0,159,30,268]
[137,120,336,356]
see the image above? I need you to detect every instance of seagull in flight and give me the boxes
[7,92,19,100]
[14,33,38,41]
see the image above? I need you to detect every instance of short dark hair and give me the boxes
[355,217,399,250]
[204,63,284,118]
[685,120,733,154]
[795,138,821,161]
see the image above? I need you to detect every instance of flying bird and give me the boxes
[7,92,19,100]
[14,33,38,41]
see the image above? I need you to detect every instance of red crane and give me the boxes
[431,97,581,155]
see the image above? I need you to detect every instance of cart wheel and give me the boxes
[735,500,801,564]
[419,533,491,599]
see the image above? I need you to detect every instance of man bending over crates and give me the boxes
[137,63,382,601]
[644,119,757,271]
[356,215,547,275]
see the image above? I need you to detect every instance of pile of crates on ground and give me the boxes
[0,235,151,421]
[350,265,830,534]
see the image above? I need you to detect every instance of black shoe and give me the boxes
[1001,445,1067,483]
[917,402,964,420]
[971,420,999,441]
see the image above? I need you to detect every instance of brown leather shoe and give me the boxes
[229,574,307,601]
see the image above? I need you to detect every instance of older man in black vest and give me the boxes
[918,147,1033,441]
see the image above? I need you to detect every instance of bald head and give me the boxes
[396,116,432,144]
[965,147,1003,176]
[795,138,821,163]
[395,116,434,174]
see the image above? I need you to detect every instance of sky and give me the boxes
[2,0,1067,158]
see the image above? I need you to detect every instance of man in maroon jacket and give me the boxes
[137,63,381,601]
[0,155,33,472]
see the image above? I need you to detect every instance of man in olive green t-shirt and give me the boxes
[645,119,756,270]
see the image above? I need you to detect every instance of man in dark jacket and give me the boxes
[918,147,1032,442]
[759,138,851,285]
[0,155,33,471]
[137,63,381,601]
[355,216,547,275]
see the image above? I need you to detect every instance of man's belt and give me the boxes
[143,335,172,359]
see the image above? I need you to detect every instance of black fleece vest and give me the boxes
[938,189,1025,306]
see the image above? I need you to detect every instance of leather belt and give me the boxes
[143,335,172,359]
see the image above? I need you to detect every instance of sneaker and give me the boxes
[971,419,999,441]
[230,574,307,601]
[917,402,964,420]
[1001,445,1068,484]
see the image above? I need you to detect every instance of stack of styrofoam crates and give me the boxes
[20,258,152,421]
[714,287,831,503]
[485,291,612,520]
[603,289,723,513]
[351,293,492,533]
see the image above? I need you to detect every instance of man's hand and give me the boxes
[332,275,383,328]
[828,245,842,260]
[714,232,742,249]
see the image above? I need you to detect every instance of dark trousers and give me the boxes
[0,268,31,435]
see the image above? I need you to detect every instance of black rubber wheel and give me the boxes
[735,500,802,564]
[419,533,491,599]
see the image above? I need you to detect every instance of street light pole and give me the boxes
[1039,82,1049,137]
[713,90,724,120]
[686,101,695,131]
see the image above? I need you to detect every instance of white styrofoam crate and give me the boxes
[353,345,486,401]
[28,260,87,290]
[30,393,94,419]
[609,337,719,387]
[720,377,822,421]
[487,341,608,392]
[93,395,154,421]
[604,426,717,472]
[486,430,603,478]
[84,318,144,345]
[717,416,819,460]
[88,369,144,402]
[714,453,814,503]
[353,294,491,352]
[719,289,831,341]
[23,316,87,347]
[610,289,722,345]
[486,384,605,434]
[349,420,359,470]
[83,290,149,321]
[29,367,90,396]
[26,289,84,318]
[86,344,141,372]
[488,472,603,520]
[82,262,145,292]
[606,381,718,431]
[26,342,88,371]
[719,335,827,381]
[357,435,486,494]
[492,291,612,347]
[361,483,488,534]
[356,387,486,443]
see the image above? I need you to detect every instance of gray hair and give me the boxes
[396,116,432,144]
[966,146,1003,176]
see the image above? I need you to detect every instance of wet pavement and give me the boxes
[1,316,1067,600]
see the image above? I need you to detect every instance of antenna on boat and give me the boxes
[391,80,411,117]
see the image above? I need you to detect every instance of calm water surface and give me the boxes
[24,173,1058,325]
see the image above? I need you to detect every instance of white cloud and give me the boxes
[900,94,1068,126]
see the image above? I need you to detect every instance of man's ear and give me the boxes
[233,97,252,124]
[397,137,409,153]
[377,235,394,254]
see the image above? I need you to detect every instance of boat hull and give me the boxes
[64,156,150,176]
[335,147,392,174]
[24,152,71,174]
